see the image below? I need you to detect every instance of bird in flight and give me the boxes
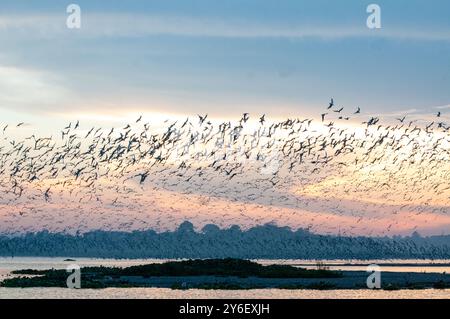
[0,98,447,238]
[198,114,208,125]
[328,98,334,109]
[259,115,266,125]
[397,116,406,123]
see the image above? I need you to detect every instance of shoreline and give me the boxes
[97,271,450,290]
[0,258,448,292]
[1,274,449,290]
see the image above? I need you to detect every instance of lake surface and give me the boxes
[0,257,449,299]
[1,287,449,299]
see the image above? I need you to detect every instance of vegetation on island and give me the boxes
[0,258,342,289]
[2,258,448,290]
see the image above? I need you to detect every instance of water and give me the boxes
[257,259,450,274]
[0,257,171,278]
[1,287,449,299]
[0,257,449,299]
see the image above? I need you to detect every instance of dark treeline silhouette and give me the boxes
[0,222,449,259]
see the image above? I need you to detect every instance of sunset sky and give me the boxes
[0,1,449,236]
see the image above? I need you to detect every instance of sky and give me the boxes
[0,1,449,236]
[0,0,450,129]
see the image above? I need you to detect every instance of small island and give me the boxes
[1,258,448,290]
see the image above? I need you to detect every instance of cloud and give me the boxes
[0,65,70,112]
[1,13,450,41]
[435,104,450,110]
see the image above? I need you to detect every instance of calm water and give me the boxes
[258,259,450,274]
[0,257,449,299]
[1,287,449,299]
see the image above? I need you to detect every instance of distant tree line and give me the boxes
[0,222,449,259]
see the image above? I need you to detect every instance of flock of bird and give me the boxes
[0,100,449,235]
